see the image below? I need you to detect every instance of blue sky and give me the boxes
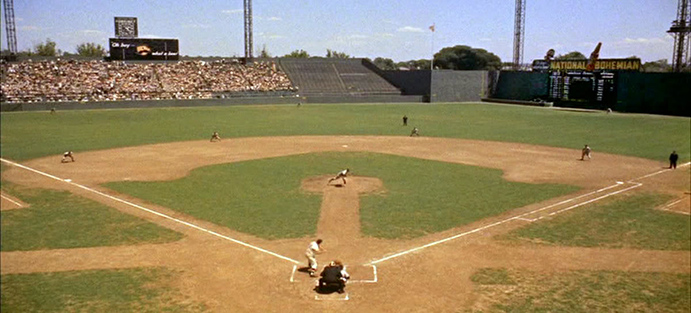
[1,0,680,63]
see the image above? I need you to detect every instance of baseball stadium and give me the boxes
[1,1,690,312]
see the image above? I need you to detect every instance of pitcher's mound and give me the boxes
[301,175,384,194]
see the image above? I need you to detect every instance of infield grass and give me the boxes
[105,152,578,239]
[498,193,691,250]
[0,182,183,251]
[0,268,206,312]
[468,268,690,313]
[1,102,689,162]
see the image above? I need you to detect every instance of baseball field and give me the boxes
[1,102,689,312]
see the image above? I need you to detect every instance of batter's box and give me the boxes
[345,264,377,283]
[289,264,377,283]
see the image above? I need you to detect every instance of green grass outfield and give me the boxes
[1,102,689,162]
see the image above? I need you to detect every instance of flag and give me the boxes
[429,24,435,32]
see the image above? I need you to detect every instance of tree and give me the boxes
[372,57,396,70]
[326,49,350,58]
[35,38,58,56]
[76,42,106,57]
[555,51,586,60]
[433,45,502,70]
[283,49,310,58]
[642,59,672,72]
[395,59,431,70]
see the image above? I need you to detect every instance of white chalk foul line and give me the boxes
[1,194,23,207]
[658,199,691,215]
[369,182,642,265]
[369,163,690,265]
[0,158,300,265]
[635,162,690,180]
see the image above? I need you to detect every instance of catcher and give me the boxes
[317,260,350,294]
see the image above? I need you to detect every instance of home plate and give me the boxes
[342,145,348,148]
[315,293,349,301]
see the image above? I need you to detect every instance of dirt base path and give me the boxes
[2,136,689,312]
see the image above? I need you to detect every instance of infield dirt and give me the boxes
[2,136,689,312]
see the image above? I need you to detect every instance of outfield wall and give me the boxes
[430,70,488,102]
[490,71,691,117]
[616,72,691,117]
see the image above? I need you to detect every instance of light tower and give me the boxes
[512,0,526,70]
[668,0,690,72]
[3,0,18,56]
[244,0,253,60]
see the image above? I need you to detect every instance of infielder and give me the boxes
[581,145,592,160]
[210,131,221,142]
[410,127,420,137]
[327,169,350,185]
[61,151,75,163]
[305,239,325,277]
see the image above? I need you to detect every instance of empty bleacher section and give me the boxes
[279,58,401,95]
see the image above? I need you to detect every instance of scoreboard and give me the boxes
[109,38,179,61]
[533,59,640,107]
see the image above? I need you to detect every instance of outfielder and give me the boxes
[305,239,325,277]
[327,169,350,185]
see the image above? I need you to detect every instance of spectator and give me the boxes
[0,59,296,103]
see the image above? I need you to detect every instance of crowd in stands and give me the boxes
[0,59,295,103]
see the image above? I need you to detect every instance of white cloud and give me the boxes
[260,33,286,39]
[20,25,44,31]
[140,34,163,39]
[183,24,211,29]
[397,26,424,33]
[222,9,243,14]
[80,30,106,35]
[377,33,395,38]
[621,37,667,44]
[267,16,282,21]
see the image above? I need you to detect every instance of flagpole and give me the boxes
[430,23,435,70]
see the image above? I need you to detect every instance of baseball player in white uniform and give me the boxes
[327,168,350,185]
[305,239,325,276]
[581,145,592,160]
[61,151,75,163]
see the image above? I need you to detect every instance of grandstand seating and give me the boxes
[279,58,400,95]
